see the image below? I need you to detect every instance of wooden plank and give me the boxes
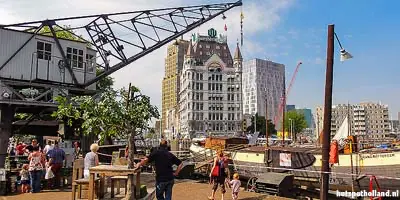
[88,172,95,200]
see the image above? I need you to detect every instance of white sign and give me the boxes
[279,153,292,167]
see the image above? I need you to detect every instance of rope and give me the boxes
[97,152,113,157]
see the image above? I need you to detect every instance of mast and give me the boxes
[281,73,286,145]
[348,102,355,192]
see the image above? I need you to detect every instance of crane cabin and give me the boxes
[0,27,97,97]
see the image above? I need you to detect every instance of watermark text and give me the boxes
[336,190,399,198]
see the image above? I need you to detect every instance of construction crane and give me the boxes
[0,1,242,88]
[273,61,303,127]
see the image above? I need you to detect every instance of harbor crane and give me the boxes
[0,1,242,88]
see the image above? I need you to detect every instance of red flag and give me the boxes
[224,24,227,31]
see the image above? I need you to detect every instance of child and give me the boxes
[20,164,30,193]
[229,173,241,200]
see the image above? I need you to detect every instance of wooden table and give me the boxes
[88,165,140,200]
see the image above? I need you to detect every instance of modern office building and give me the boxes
[315,102,390,139]
[178,29,243,137]
[286,105,296,112]
[296,108,313,128]
[242,58,285,121]
[161,40,189,135]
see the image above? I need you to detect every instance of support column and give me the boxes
[0,104,15,168]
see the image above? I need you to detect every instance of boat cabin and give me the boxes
[204,136,248,149]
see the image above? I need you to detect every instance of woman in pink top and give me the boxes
[229,173,241,200]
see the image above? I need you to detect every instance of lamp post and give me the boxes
[289,118,293,142]
[320,24,353,200]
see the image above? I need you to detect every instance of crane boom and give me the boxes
[0,1,242,88]
[274,62,303,126]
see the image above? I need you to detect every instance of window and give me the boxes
[216,45,220,49]
[67,47,84,69]
[86,54,95,72]
[37,41,52,60]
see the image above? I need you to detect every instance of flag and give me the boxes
[224,24,227,31]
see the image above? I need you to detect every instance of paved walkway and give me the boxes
[2,180,293,200]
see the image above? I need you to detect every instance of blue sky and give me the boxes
[242,0,400,118]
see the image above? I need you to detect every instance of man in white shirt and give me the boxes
[43,140,54,154]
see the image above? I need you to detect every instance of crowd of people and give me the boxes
[12,138,242,199]
[9,139,73,193]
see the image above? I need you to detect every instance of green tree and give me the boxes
[284,110,308,142]
[246,113,277,136]
[96,68,114,91]
[52,85,158,200]
[37,25,86,42]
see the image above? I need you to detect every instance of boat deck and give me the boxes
[238,145,322,154]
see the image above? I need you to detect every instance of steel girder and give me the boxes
[0,1,242,88]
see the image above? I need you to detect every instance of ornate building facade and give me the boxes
[178,29,243,137]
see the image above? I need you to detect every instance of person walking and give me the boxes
[208,150,228,200]
[229,173,241,200]
[47,141,65,188]
[135,139,183,200]
[28,146,45,193]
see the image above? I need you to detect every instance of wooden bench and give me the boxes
[71,159,101,200]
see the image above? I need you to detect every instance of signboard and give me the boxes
[208,28,217,38]
[279,153,291,167]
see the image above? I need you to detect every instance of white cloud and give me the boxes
[0,0,295,111]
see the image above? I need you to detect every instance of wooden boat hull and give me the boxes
[230,147,400,191]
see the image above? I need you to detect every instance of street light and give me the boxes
[289,118,293,142]
[320,24,353,200]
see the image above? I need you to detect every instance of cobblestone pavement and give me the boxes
[2,180,293,200]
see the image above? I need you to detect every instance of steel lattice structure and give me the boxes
[0,1,242,88]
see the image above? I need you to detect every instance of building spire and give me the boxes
[186,40,194,57]
[234,42,242,61]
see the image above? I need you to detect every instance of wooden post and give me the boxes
[136,171,141,199]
